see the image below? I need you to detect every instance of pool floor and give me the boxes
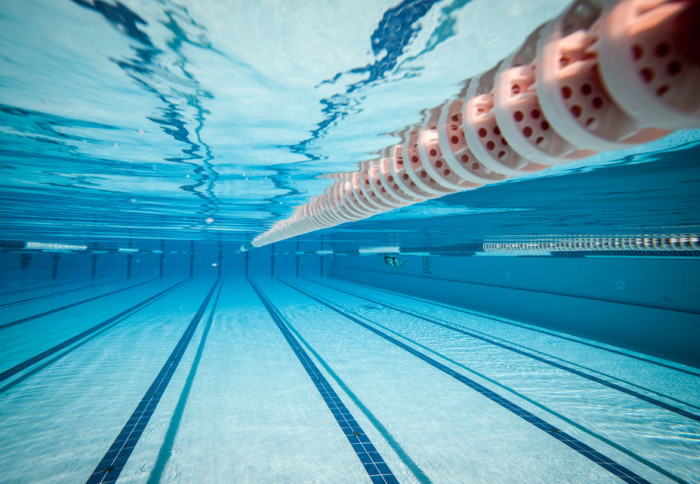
[0,277,698,483]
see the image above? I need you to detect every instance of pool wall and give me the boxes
[2,243,698,368]
[330,253,700,368]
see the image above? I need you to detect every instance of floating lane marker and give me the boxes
[280,279,652,484]
[0,280,188,384]
[248,278,399,484]
[85,279,219,484]
[0,279,154,331]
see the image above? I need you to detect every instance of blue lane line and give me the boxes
[249,278,399,484]
[146,282,224,484]
[0,279,82,297]
[85,279,219,484]
[0,280,187,384]
[0,279,154,330]
[313,280,700,423]
[283,316,432,484]
[282,280,652,484]
[335,277,700,378]
[0,279,117,308]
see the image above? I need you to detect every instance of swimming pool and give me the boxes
[1,0,699,483]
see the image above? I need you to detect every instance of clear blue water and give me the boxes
[1,0,699,483]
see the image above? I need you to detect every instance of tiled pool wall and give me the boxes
[2,241,698,368]
[330,253,700,368]
[0,240,324,282]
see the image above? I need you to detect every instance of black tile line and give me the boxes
[86,279,219,484]
[0,279,118,308]
[281,280,653,484]
[0,279,154,331]
[0,279,84,297]
[332,276,700,378]
[146,282,224,484]
[0,280,188,384]
[281,314,432,484]
[248,278,399,484]
[0,280,189,393]
[1,313,137,395]
[309,279,700,423]
[284,279,687,484]
[317,282,699,414]
[335,266,700,316]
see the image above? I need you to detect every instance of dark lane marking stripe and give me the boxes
[282,316,432,484]
[281,280,652,484]
[319,284,699,415]
[146,282,224,484]
[292,282,684,484]
[311,280,700,423]
[0,280,154,331]
[249,278,399,484]
[0,279,117,308]
[0,279,83,297]
[0,280,188,384]
[86,279,219,484]
[334,278,700,377]
[335,266,700,316]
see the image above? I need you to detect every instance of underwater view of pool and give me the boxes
[0,0,698,482]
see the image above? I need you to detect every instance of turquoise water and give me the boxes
[1,0,699,483]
